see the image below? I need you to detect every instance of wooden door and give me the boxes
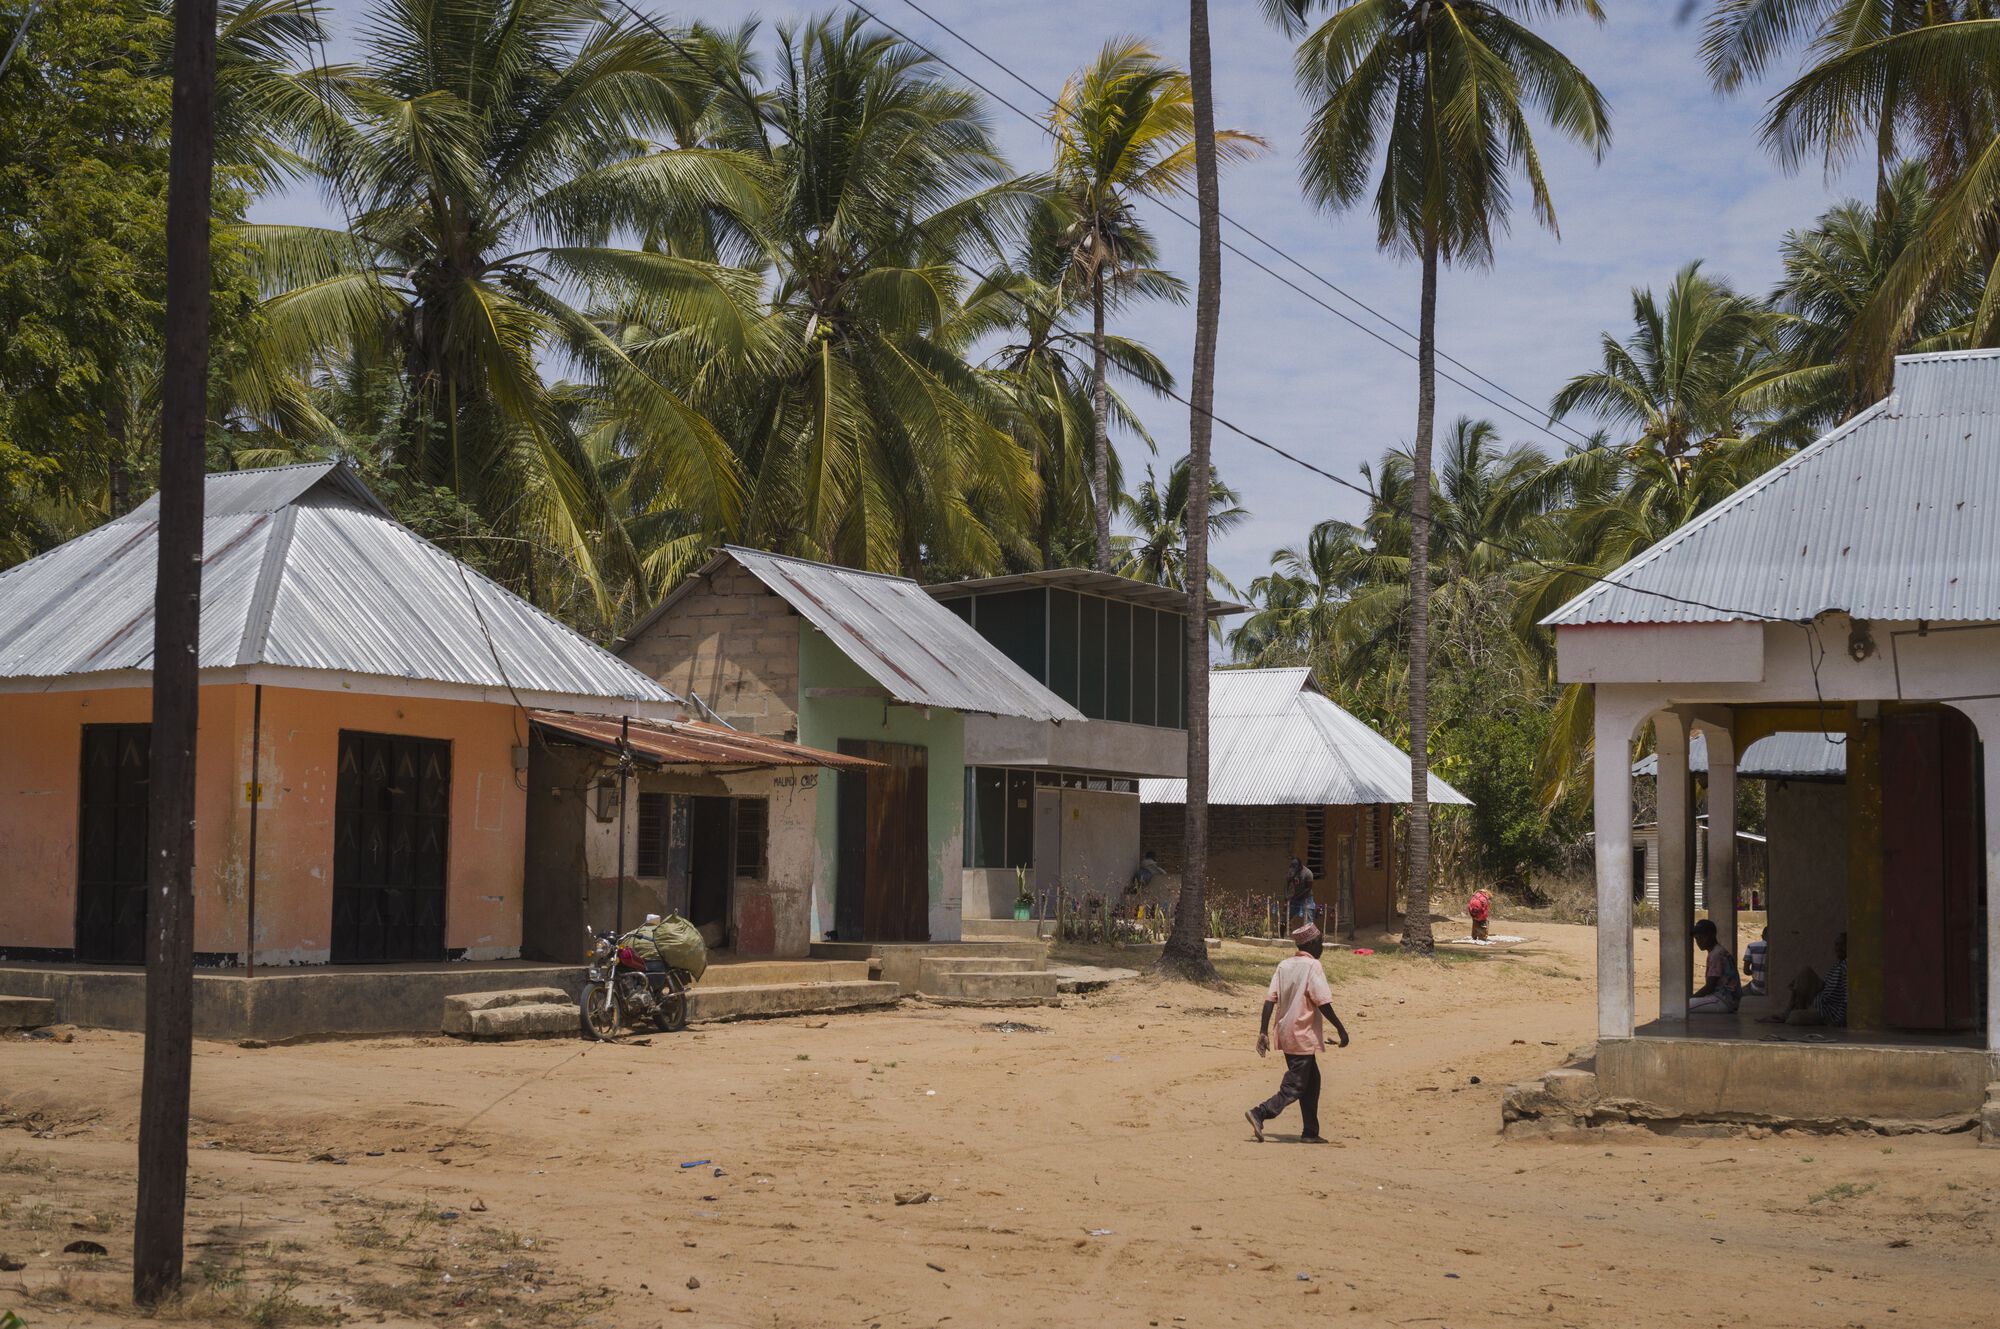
[1883,709,1982,1029]
[76,724,151,965]
[834,740,930,942]
[332,731,451,963]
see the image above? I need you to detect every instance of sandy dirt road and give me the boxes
[2,921,1996,1328]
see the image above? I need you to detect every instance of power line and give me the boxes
[603,0,1815,636]
[850,0,1605,454]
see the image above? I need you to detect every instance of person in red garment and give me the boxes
[1468,888,1492,941]
[1246,922,1350,1144]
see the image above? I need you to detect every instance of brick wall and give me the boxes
[621,562,802,738]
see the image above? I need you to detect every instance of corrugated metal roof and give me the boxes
[530,711,878,769]
[721,546,1084,723]
[1545,349,2000,626]
[925,567,1248,616]
[0,462,679,714]
[1632,729,1848,781]
[1141,668,1470,807]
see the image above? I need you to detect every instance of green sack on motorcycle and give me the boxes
[651,914,707,981]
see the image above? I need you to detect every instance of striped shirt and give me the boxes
[1815,960,1848,1026]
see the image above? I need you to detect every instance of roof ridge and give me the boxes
[724,544,922,587]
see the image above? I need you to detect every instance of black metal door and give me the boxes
[76,724,151,965]
[332,731,450,963]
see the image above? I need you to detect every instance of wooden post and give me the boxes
[244,684,261,978]
[134,0,217,1302]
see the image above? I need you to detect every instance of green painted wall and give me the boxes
[797,626,966,940]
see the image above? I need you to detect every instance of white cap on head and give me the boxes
[643,913,662,926]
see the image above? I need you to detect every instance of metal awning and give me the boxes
[531,711,878,770]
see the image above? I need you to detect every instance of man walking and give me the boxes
[1247,922,1349,1144]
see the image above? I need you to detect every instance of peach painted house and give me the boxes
[0,462,678,972]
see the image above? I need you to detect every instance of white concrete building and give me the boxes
[1543,350,2000,1127]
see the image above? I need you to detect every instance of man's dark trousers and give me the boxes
[1253,1053,1321,1136]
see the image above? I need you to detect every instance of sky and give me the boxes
[260,1,1870,593]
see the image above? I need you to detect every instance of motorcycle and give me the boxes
[579,925,690,1039]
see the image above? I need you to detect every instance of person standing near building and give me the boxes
[1246,922,1349,1144]
[1285,856,1316,927]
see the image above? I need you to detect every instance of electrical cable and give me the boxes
[871,0,1604,451]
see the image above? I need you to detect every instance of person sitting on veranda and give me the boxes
[1760,931,1847,1027]
[1688,918,1742,1014]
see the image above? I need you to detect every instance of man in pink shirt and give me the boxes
[1247,922,1350,1143]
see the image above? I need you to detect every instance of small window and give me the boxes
[734,798,767,877]
[1305,807,1326,877]
[1034,770,1062,787]
[968,767,1008,868]
[636,791,670,877]
[1365,806,1385,870]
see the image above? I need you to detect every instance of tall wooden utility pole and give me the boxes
[1158,0,1222,981]
[134,0,217,1303]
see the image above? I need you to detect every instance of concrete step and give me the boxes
[960,918,1047,940]
[702,960,874,988]
[925,970,1061,1005]
[444,987,568,1018]
[0,996,56,1030]
[916,956,1040,988]
[688,979,902,1025]
[447,1003,577,1039]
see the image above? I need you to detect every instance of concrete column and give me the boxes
[1702,723,1739,962]
[1594,691,1647,1040]
[1953,702,2000,1056]
[1656,712,1692,1022]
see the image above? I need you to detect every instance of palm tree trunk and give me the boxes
[1090,265,1114,572]
[1402,234,1438,955]
[1158,0,1221,981]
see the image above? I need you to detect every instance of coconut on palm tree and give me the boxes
[1047,37,1260,571]
[1269,0,1610,953]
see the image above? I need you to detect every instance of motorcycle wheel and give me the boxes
[655,971,690,1033]
[578,983,620,1041]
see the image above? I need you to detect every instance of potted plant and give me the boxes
[1013,867,1033,922]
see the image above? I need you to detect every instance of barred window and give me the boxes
[735,798,768,877]
[636,792,669,877]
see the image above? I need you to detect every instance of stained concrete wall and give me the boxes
[621,564,801,737]
[1764,779,1849,997]
[797,627,966,942]
[1596,1036,1990,1123]
[0,684,526,964]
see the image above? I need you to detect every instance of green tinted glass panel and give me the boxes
[1106,600,1132,723]
[943,598,972,624]
[1131,607,1157,727]
[1159,610,1184,729]
[1047,590,1080,707]
[972,588,1047,682]
[1079,594,1107,719]
[1006,771,1035,870]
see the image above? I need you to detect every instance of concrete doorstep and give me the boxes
[0,996,56,1031]
[442,988,575,1039]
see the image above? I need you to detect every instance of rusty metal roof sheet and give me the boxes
[718,547,1084,723]
[531,711,878,769]
[1545,350,2000,627]
[0,462,679,716]
[925,567,1248,617]
[1141,668,1470,807]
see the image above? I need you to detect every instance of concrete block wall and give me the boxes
[623,564,801,737]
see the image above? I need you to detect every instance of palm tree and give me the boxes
[1115,457,1248,597]
[1270,0,1610,953]
[675,15,1039,578]
[1761,160,1977,434]
[1550,261,1784,459]
[1229,519,1362,666]
[1157,0,1226,981]
[967,204,1176,569]
[1763,15,2000,391]
[1048,37,1260,570]
[241,0,768,612]
[1703,0,1972,204]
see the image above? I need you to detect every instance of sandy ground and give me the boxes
[2,921,1998,1329]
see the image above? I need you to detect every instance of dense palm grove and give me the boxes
[5,0,1998,896]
